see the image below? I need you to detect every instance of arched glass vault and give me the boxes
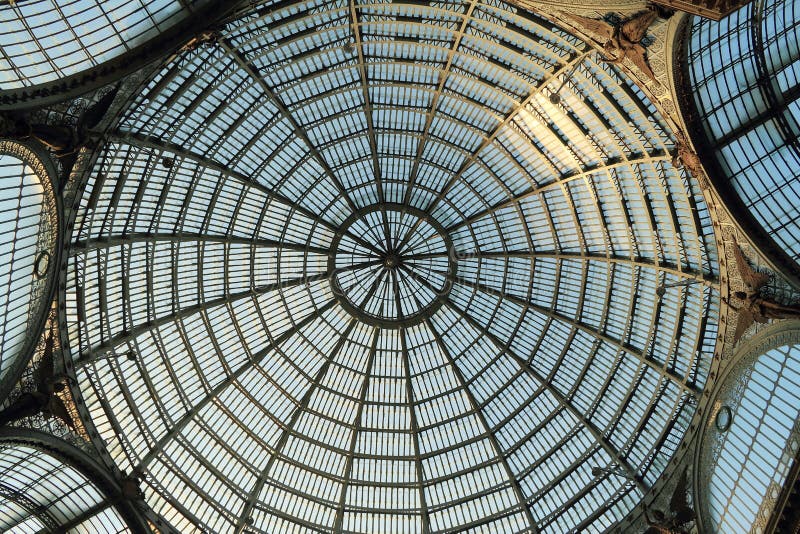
[684,0,800,282]
[0,429,148,533]
[60,1,720,532]
[0,140,59,401]
[0,0,242,110]
[697,321,800,534]
[0,0,196,89]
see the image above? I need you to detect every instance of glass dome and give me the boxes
[65,1,720,532]
[707,343,800,531]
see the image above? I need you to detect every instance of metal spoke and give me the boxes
[134,299,339,471]
[443,250,717,286]
[444,152,671,233]
[72,232,330,256]
[399,328,432,534]
[99,131,382,256]
[439,298,649,495]
[218,37,362,217]
[73,273,332,368]
[234,318,358,532]
[400,0,481,210]
[391,269,405,322]
[349,0,393,245]
[453,274,700,395]
[424,317,539,532]
[395,48,594,254]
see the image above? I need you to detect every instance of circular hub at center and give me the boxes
[384,253,400,269]
[329,204,456,328]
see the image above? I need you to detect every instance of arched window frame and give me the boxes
[0,427,149,533]
[678,0,800,287]
[696,320,800,533]
[0,140,61,401]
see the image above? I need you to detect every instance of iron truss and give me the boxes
[56,0,723,532]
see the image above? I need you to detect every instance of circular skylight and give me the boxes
[65,1,721,532]
[329,205,456,328]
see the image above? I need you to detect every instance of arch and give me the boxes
[0,427,148,533]
[696,320,800,533]
[0,140,60,401]
[680,0,800,286]
[0,0,238,109]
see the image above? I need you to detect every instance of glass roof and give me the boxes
[65,1,721,532]
[328,204,456,328]
[0,144,49,395]
[0,0,197,89]
[0,441,132,533]
[687,0,800,268]
[706,342,800,532]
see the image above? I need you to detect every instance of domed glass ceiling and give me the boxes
[65,1,720,532]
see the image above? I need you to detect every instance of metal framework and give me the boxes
[682,0,800,286]
[0,140,60,402]
[0,428,148,533]
[54,1,723,533]
[327,204,457,329]
[0,0,239,109]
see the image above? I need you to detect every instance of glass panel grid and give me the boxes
[65,1,720,532]
[0,443,131,533]
[0,0,195,89]
[687,0,800,265]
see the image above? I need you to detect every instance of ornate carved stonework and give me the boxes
[561,9,660,81]
[513,0,753,20]
[718,228,800,354]
[649,0,754,20]
[671,130,707,188]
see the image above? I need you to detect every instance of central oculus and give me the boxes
[328,204,457,328]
